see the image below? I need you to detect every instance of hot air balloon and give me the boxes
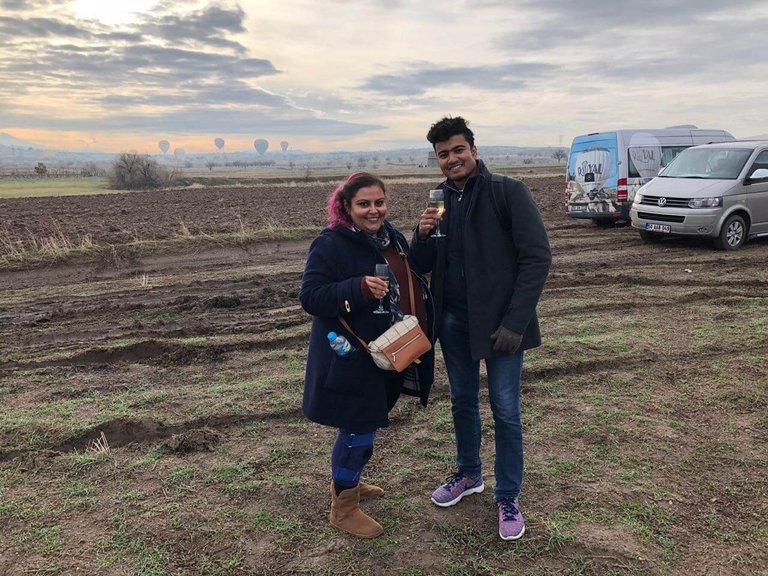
[280,140,289,153]
[158,140,170,154]
[254,139,269,155]
[572,147,615,208]
[627,132,663,181]
[174,148,186,161]
[214,137,225,151]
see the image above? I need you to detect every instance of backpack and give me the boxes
[489,173,513,234]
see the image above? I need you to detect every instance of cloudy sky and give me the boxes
[1,0,767,154]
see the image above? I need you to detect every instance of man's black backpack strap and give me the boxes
[490,173,513,234]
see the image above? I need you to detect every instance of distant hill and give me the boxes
[0,132,41,149]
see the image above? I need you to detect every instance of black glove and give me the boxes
[490,326,523,354]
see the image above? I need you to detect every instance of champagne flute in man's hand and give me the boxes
[428,189,446,237]
[373,263,389,314]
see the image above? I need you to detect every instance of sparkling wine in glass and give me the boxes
[429,189,446,238]
[373,263,389,314]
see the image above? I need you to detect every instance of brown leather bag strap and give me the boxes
[337,316,370,352]
[399,251,417,315]
[337,250,416,349]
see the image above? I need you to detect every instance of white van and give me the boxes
[565,127,734,223]
[630,140,768,250]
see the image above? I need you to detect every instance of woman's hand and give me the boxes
[417,207,442,240]
[362,276,389,300]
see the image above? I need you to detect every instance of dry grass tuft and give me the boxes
[86,431,110,455]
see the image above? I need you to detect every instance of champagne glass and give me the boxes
[429,189,446,238]
[373,263,389,314]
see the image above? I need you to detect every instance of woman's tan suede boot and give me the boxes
[358,482,385,500]
[329,483,384,538]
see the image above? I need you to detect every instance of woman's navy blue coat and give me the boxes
[300,221,435,431]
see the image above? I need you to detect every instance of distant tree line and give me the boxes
[0,162,107,179]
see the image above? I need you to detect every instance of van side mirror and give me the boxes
[746,168,768,183]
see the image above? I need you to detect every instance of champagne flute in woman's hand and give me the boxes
[429,189,446,237]
[373,263,389,314]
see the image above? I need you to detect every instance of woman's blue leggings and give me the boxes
[331,429,376,491]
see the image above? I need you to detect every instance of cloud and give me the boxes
[0,0,57,9]
[0,107,386,136]
[100,82,289,108]
[0,3,385,138]
[360,62,558,97]
[139,4,249,52]
[0,15,93,38]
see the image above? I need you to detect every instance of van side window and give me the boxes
[628,146,687,178]
[750,150,768,173]
[661,146,687,168]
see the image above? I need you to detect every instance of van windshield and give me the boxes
[660,147,752,179]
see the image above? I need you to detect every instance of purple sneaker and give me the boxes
[497,497,525,540]
[430,473,484,507]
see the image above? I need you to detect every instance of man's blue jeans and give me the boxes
[439,310,524,501]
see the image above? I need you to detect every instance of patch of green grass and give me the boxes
[97,519,170,575]
[15,525,63,555]
[24,564,63,575]
[203,551,245,576]
[114,489,147,504]
[619,501,678,563]
[165,466,197,487]
[132,446,167,469]
[0,177,112,199]
[58,478,97,499]
[543,511,581,546]
[566,555,594,576]
[430,403,454,433]
[0,495,39,522]
[128,390,169,408]
[60,448,115,472]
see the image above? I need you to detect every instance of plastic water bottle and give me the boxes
[328,332,354,356]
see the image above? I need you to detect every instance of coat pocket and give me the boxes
[323,348,369,397]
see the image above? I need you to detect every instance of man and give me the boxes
[410,116,551,540]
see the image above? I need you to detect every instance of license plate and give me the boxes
[570,205,586,212]
[645,223,671,233]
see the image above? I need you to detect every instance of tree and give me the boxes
[80,162,105,177]
[552,149,568,163]
[108,153,170,189]
[34,162,47,177]
[206,161,216,172]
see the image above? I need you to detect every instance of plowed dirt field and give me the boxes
[0,175,766,575]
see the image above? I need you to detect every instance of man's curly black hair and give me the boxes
[426,116,475,148]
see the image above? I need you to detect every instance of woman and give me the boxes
[300,172,434,538]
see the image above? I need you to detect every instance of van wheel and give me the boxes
[639,230,662,243]
[714,214,747,250]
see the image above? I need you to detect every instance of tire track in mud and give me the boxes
[0,267,306,364]
[0,407,305,462]
[1,328,311,372]
[541,289,768,319]
[545,273,768,290]
[521,343,764,396]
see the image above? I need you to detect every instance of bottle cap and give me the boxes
[327,332,338,341]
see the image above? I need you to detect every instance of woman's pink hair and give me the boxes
[326,172,386,230]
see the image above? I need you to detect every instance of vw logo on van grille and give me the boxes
[657,197,667,207]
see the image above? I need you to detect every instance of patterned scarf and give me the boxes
[354,224,404,324]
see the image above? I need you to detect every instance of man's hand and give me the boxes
[416,207,442,240]
[490,326,522,354]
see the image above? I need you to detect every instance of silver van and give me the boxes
[630,141,768,249]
